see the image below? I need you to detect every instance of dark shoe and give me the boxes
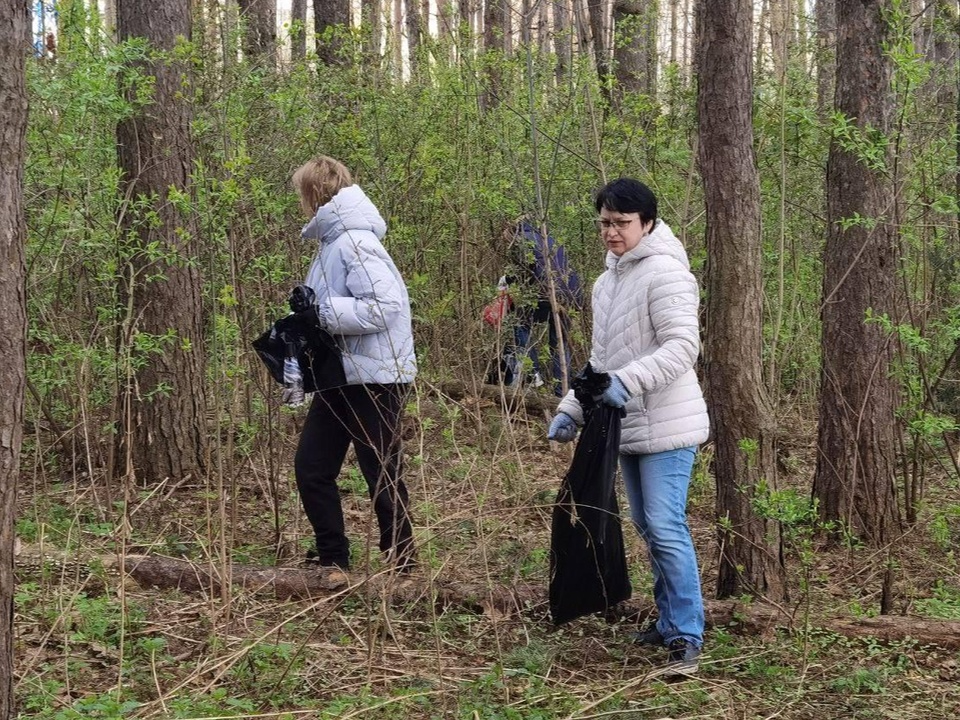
[629,621,664,646]
[665,639,700,675]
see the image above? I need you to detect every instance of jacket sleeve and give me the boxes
[615,263,701,396]
[320,235,405,336]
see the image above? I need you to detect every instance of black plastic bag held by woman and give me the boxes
[549,364,631,625]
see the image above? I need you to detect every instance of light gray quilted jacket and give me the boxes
[301,185,417,385]
[557,220,709,454]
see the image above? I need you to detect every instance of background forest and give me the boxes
[2,0,960,717]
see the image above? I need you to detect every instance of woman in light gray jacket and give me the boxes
[548,178,709,674]
[290,156,417,581]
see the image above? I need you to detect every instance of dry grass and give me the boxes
[13,387,960,718]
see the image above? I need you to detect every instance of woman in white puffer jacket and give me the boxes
[548,178,709,674]
[290,156,417,582]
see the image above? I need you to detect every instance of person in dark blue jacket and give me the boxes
[503,219,583,396]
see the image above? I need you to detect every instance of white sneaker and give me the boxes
[529,372,545,388]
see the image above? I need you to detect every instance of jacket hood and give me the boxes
[300,185,387,243]
[605,220,689,271]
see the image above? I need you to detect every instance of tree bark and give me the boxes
[0,1,28,716]
[238,0,277,64]
[314,0,350,65]
[291,0,307,60]
[587,0,610,80]
[815,0,835,119]
[613,0,658,95]
[768,0,792,80]
[814,0,901,547]
[117,0,209,486]
[697,0,786,601]
[481,0,509,108]
[555,0,571,82]
[407,0,422,73]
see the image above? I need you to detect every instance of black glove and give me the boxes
[289,284,317,314]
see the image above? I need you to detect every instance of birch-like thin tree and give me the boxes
[0,2,28,715]
[697,0,786,601]
[813,0,901,546]
[117,0,209,485]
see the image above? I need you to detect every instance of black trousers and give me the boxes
[294,383,414,569]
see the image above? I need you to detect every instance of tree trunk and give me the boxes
[814,0,901,547]
[587,0,610,80]
[668,0,678,64]
[521,0,532,44]
[460,0,473,38]
[291,0,307,60]
[0,1,28,716]
[482,0,509,107]
[768,0,791,80]
[314,0,350,64]
[815,0,835,119]
[117,0,209,486]
[697,0,786,601]
[407,0,422,72]
[539,0,550,55]
[237,0,276,64]
[613,0,658,95]
[438,0,455,44]
[555,0,571,82]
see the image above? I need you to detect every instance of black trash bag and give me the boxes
[252,313,346,393]
[549,364,631,625]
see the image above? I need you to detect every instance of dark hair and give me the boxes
[594,178,658,224]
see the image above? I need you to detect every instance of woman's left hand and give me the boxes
[601,375,631,408]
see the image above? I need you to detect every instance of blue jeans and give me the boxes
[621,447,704,647]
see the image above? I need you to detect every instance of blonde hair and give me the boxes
[292,156,353,216]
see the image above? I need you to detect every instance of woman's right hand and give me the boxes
[547,413,578,443]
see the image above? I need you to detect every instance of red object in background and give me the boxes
[482,292,513,328]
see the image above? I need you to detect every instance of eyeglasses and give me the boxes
[596,217,637,231]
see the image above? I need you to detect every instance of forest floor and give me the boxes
[12,384,960,719]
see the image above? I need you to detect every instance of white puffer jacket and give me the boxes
[557,220,709,454]
[301,185,417,386]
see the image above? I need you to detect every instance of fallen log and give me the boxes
[825,616,960,650]
[124,554,544,612]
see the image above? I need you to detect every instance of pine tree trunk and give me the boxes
[588,0,610,79]
[555,0,571,81]
[539,0,550,55]
[117,0,209,486]
[815,0,835,118]
[407,0,422,72]
[813,0,902,547]
[0,2,28,714]
[521,0,532,43]
[460,0,473,38]
[439,0,455,44]
[669,0,677,64]
[769,0,790,80]
[238,0,277,64]
[314,0,350,64]
[482,0,509,107]
[291,0,307,60]
[613,0,657,96]
[697,0,786,601]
